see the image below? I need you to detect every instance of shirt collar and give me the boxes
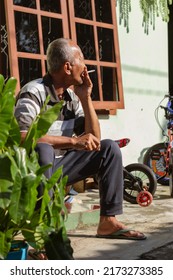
[43,73,72,102]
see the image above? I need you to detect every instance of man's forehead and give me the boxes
[72,46,84,59]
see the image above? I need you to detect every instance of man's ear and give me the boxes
[64,62,72,75]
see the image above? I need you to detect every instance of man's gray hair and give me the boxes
[46,38,76,73]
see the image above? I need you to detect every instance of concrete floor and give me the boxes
[66,185,173,260]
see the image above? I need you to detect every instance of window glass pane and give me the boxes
[74,0,92,20]
[76,23,96,60]
[97,27,115,62]
[13,0,36,9]
[15,12,40,53]
[101,67,117,101]
[18,58,42,87]
[42,17,63,54]
[40,0,61,13]
[95,0,112,23]
[86,65,99,100]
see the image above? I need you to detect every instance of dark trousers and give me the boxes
[35,139,123,216]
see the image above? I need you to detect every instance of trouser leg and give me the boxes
[35,143,55,208]
[35,139,123,216]
[95,140,123,216]
[54,139,123,216]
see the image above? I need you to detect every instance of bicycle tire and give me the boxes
[143,142,169,186]
[123,163,157,204]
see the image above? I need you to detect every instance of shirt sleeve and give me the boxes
[14,92,41,131]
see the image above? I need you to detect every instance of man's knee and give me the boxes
[101,139,122,160]
[35,143,55,166]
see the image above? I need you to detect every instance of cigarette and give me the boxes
[87,70,95,73]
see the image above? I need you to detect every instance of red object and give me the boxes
[115,138,130,148]
[136,191,153,207]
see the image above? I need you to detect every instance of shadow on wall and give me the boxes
[122,63,168,97]
[123,88,167,96]
[122,64,168,78]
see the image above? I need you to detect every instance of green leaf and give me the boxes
[0,230,13,259]
[6,117,21,147]
[2,77,17,96]
[0,180,13,209]
[9,172,40,223]
[22,100,63,153]
[34,224,53,249]
[13,147,28,176]
[39,166,65,222]
[0,90,16,149]
[0,155,13,181]
[21,212,41,247]
[50,176,68,228]
[0,74,4,94]
[5,148,20,182]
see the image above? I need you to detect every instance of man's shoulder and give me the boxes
[18,78,48,107]
[20,78,44,94]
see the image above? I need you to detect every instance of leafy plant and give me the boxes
[0,74,73,260]
[116,0,173,34]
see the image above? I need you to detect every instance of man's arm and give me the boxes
[74,68,101,140]
[21,129,100,151]
[81,94,101,140]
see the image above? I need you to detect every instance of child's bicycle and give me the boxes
[143,94,173,197]
[69,138,157,207]
[90,138,157,207]
[115,138,157,207]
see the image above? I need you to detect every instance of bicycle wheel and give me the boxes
[123,163,157,204]
[143,142,169,186]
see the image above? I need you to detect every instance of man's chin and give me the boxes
[74,79,83,86]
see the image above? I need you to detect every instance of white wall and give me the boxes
[99,3,168,166]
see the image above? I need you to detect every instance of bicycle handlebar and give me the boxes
[159,96,173,119]
[165,94,173,99]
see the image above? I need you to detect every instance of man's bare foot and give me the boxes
[97,216,146,239]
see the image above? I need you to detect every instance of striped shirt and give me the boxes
[15,73,85,156]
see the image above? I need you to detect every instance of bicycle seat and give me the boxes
[115,138,130,148]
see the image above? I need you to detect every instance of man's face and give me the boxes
[70,49,86,85]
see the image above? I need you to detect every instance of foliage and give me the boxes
[0,74,74,260]
[117,0,131,33]
[116,0,173,34]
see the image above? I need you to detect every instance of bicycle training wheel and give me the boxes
[123,163,157,204]
[136,190,153,207]
[143,142,169,186]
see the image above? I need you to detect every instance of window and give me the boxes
[0,0,10,79]
[2,0,124,114]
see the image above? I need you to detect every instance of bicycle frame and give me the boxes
[161,97,173,174]
[165,129,173,173]
[147,146,167,179]
[159,95,173,195]
[116,138,149,192]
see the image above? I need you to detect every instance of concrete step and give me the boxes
[64,189,100,231]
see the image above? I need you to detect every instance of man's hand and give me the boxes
[74,67,93,100]
[72,133,100,151]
